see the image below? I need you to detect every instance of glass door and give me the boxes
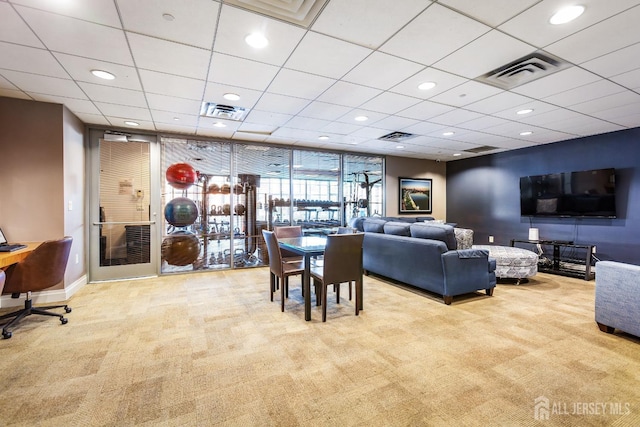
[89,129,160,281]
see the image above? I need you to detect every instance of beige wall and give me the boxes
[385,155,447,220]
[0,97,85,290]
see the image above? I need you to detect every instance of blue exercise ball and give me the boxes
[164,197,198,227]
[161,231,200,266]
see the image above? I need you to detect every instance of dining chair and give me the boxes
[336,226,356,299]
[309,233,364,322]
[1,236,73,339]
[262,230,304,312]
[273,225,304,262]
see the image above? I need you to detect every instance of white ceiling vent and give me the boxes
[477,51,570,90]
[200,102,246,121]
[223,0,328,27]
[378,131,416,142]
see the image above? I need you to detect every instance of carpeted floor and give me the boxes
[0,269,638,426]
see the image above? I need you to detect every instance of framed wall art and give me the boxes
[399,177,432,214]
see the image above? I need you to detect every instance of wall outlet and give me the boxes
[488,235,494,243]
[68,200,73,211]
[75,253,79,264]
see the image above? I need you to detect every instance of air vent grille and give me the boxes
[200,102,246,121]
[224,0,328,27]
[477,51,570,90]
[378,131,416,142]
[464,145,498,154]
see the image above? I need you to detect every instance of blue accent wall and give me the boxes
[446,127,640,265]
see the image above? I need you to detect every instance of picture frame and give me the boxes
[399,177,432,214]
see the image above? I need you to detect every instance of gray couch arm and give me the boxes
[595,261,640,337]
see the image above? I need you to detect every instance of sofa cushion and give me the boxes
[454,227,474,250]
[363,219,387,233]
[410,222,457,250]
[383,221,411,236]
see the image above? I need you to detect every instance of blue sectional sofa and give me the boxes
[351,218,496,304]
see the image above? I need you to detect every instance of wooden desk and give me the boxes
[0,242,40,269]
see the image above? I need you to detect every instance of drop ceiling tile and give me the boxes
[402,120,447,135]
[499,0,640,49]
[117,0,220,49]
[98,103,153,121]
[581,42,640,78]
[511,67,601,98]
[589,101,640,126]
[78,82,147,108]
[105,116,155,130]
[458,115,511,131]
[429,80,502,107]
[146,94,202,115]
[316,81,381,107]
[15,6,134,66]
[253,92,310,115]
[438,0,539,27]
[151,110,199,126]
[0,2,44,47]
[543,79,626,107]
[359,92,422,115]
[465,91,533,114]
[435,30,536,79]
[267,68,335,99]
[12,0,121,26]
[138,70,206,100]
[611,68,640,90]
[213,5,305,66]
[202,82,262,110]
[54,53,143,91]
[493,100,559,121]
[208,53,279,92]
[73,112,110,126]
[155,123,198,135]
[390,67,467,100]
[286,116,332,131]
[570,91,640,115]
[27,93,101,115]
[311,0,429,49]
[349,126,393,140]
[0,75,18,90]
[369,116,420,131]
[517,108,594,129]
[336,109,388,126]
[320,121,363,135]
[557,119,625,136]
[198,116,241,132]
[244,109,293,127]
[429,109,484,126]
[380,3,490,66]
[1,70,85,98]
[0,42,68,78]
[298,102,352,121]
[398,100,455,121]
[284,31,372,79]
[546,4,640,64]
[341,52,424,91]
[127,33,210,80]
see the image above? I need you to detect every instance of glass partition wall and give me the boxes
[160,137,383,274]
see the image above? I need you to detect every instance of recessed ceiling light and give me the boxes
[223,93,240,101]
[91,69,115,80]
[418,81,436,91]
[517,108,534,115]
[245,33,268,49]
[550,5,585,25]
[396,145,404,149]
[213,122,226,128]
[453,153,461,157]
[318,135,329,140]
[173,117,180,121]
[162,13,175,21]
[354,115,368,122]
[442,131,455,136]
[124,121,139,126]
[520,131,533,136]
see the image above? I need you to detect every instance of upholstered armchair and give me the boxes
[595,261,640,338]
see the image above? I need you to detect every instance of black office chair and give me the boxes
[0,236,73,339]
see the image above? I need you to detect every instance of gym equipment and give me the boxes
[164,197,198,227]
[161,231,200,266]
[166,162,197,189]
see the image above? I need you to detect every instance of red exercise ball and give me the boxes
[166,163,197,189]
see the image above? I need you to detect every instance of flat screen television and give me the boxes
[520,168,616,218]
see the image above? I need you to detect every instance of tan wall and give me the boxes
[385,155,447,220]
[0,97,85,290]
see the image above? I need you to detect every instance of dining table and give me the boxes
[277,235,363,321]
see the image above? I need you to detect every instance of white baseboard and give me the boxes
[0,275,87,309]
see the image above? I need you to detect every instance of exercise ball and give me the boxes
[164,197,198,227]
[162,231,200,266]
[166,162,197,189]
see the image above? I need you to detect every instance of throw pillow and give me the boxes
[454,228,474,250]
[383,221,411,236]
[410,222,457,250]
[363,219,386,233]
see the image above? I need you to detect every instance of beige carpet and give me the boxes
[0,269,638,426]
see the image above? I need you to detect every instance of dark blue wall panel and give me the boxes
[447,127,640,265]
